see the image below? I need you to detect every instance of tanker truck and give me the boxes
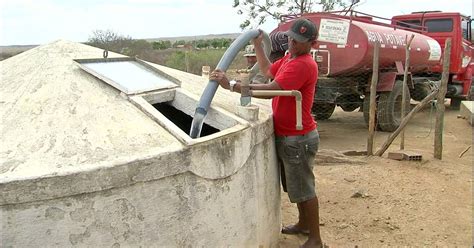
[271,10,473,131]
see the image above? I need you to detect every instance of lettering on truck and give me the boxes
[365,30,406,46]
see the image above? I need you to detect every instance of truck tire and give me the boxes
[411,82,432,101]
[312,102,335,120]
[339,94,362,112]
[377,80,410,132]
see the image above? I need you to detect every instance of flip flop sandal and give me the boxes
[281,224,310,235]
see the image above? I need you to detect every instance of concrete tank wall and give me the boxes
[0,40,281,247]
[1,115,281,247]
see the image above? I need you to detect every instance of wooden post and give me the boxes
[375,89,439,156]
[185,50,189,72]
[367,42,380,156]
[434,38,452,159]
[400,34,415,150]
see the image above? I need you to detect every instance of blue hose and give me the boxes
[189,29,271,138]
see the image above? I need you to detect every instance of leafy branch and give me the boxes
[233,0,350,29]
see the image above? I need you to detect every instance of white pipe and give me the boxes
[250,90,303,130]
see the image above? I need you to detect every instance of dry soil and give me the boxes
[279,103,472,247]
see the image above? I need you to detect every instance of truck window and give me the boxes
[425,18,453,32]
[396,19,422,30]
[462,20,468,38]
[461,17,472,41]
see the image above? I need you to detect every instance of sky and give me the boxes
[0,0,472,46]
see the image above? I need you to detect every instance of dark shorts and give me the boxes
[275,129,319,203]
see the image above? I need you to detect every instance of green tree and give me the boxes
[232,0,351,29]
[196,39,210,49]
[221,38,232,48]
[124,39,153,57]
[173,40,186,48]
[152,40,172,50]
[211,39,221,49]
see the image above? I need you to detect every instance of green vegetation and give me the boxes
[85,30,247,75]
[151,38,233,50]
[0,30,247,73]
[165,49,246,74]
[152,40,172,50]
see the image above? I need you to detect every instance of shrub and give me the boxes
[164,49,247,75]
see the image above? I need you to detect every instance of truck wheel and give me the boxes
[363,95,380,130]
[339,94,362,112]
[312,102,335,120]
[411,82,432,101]
[377,80,410,132]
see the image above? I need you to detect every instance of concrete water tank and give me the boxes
[0,40,281,247]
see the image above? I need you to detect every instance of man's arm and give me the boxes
[235,80,282,99]
[253,30,273,79]
[209,69,282,99]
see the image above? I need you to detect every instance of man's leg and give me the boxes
[300,196,322,247]
[296,203,307,228]
[282,202,311,235]
[278,130,322,242]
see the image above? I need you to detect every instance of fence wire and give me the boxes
[308,46,452,143]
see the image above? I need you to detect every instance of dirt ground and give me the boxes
[278,103,473,247]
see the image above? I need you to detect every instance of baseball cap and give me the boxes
[285,18,318,43]
[243,45,256,57]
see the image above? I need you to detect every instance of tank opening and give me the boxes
[152,102,220,137]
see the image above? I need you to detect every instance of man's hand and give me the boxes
[251,29,273,79]
[252,29,264,47]
[210,69,230,90]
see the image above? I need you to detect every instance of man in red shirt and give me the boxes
[210,19,322,248]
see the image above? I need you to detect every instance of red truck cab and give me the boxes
[392,11,473,99]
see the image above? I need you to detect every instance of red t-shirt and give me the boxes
[269,53,318,136]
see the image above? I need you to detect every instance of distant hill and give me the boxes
[146,33,241,43]
[0,45,38,61]
[0,34,242,61]
[0,45,38,53]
